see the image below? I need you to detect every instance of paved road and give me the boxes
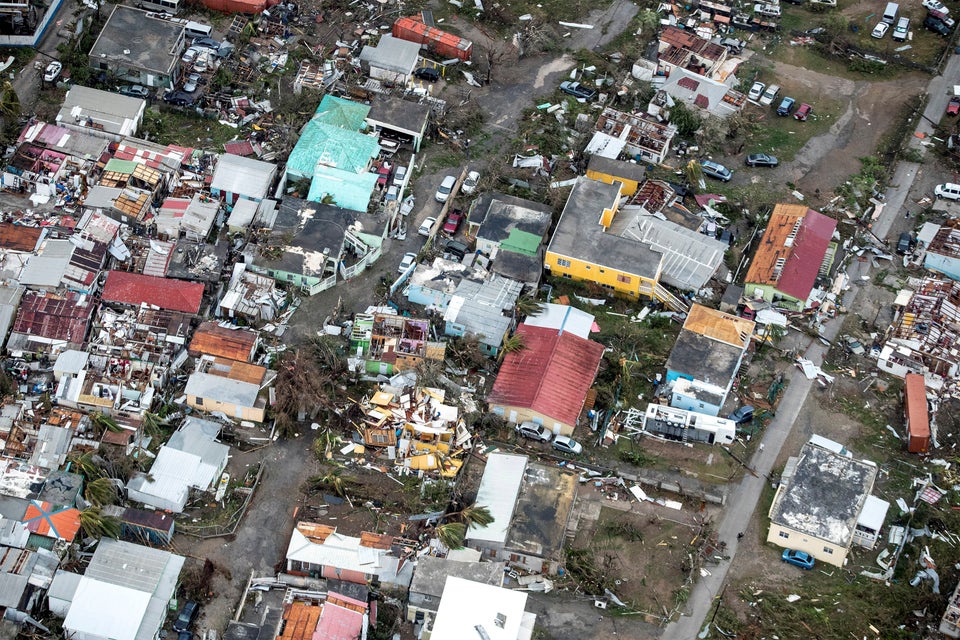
[660,51,953,640]
[910,50,960,154]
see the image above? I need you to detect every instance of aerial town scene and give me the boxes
[0,0,958,637]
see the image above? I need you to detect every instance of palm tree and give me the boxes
[91,412,121,434]
[435,522,467,550]
[83,477,116,507]
[497,333,526,363]
[453,503,494,529]
[514,297,545,321]
[0,82,19,119]
[79,506,121,540]
[141,411,163,437]
[68,451,103,481]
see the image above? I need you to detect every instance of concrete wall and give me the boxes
[766,522,848,567]
[489,404,574,436]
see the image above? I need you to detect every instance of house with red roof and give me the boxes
[101,271,205,315]
[744,204,838,312]
[487,324,604,437]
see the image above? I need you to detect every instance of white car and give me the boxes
[398,252,417,274]
[418,216,437,237]
[871,21,889,38]
[552,436,583,455]
[183,73,201,93]
[748,81,765,102]
[924,0,948,13]
[461,170,480,195]
[43,61,62,83]
[393,165,408,187]
[182,46,200,64]
[435,175,456,202]
[935,183,960,200]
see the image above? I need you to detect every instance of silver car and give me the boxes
[701,160,733,182]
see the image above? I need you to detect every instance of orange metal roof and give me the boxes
[905,373,930,441]
[359,531,393,550]
[206,357,266,385]
[0,223,42,252]
[297,521,336,543]
[279,601,322,640]
[189,322,258,362]
[744,204,807,287]
[23,501,82,541]
[683,304,754,348]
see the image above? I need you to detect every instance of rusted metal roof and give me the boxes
[683,303,754,348]
[12,291,92,342]
[188,322,258,362]
[101,271,204,314]
[0,223,42,252]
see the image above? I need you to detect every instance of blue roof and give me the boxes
[307,169,378,212]
[314,95,370,131]
[287,121,380,179]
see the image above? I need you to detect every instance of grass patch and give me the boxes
[140,108,243,150]
[740,94,845,161]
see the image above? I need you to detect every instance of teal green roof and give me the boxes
[314,95,370,131]
[287,120,380,179]
[103,158,137,174]
[307,169,378,212]
[500,228,541,257]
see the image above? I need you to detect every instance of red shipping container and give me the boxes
[904,372,930,454]
[392,16,473,61]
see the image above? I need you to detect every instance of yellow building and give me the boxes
[585,154,648,196]
[544,177,664,301]
[767,439,881,568]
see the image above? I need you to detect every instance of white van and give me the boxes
[184,21,212,40]
[935,183,960,200]
[893,16,910,41]
[882,2,899,24]
[759,84,780,106]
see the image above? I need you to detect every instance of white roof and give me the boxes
[466,453,527,544]
[285,529,384,574]
[185,371,260,407]
[358,35,420,75]
[524,303,595,339]
[66,577,150,640]
[211,153,276,200]
[20,239,74,287]
[57,86,145,136]
[54,349,89,375]
[624,212,726,291]
[228,198,259,228]
[857,495,890,531]
[430,576,530,640]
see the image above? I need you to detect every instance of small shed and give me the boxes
[211,154,278,204]
[358,35,421,84]
[365,96,431,152]
[904,372,930,453]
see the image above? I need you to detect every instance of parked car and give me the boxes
[516,421,552,442]
[173,601,199,633]
[728,405,755,425]
[118,85,150,98]
[871,21,889,38]
[444,239,469,260]
[897,232,913,255]
[781,549,815,570]
[559,81,597,100]
[392,164,408,186]
[759,83,780,106]
[183,73,201,93]
[843,335,867,355]
[192,36,221,49]
[417,216,437,237]
[552,435,583,455]
[181,46,200,64]
[435,175,456,202]
[376,163,392,188]
[443,209,463,234]
[193,53,209,72]
[701,160,733,182]
[43,61,62,82]
[893,16,910,41]
[923,0,948,13]
[398,252,417,274]
[748,81,765,101]
[413,67,440,82]
[947,96,960,116]
[163,91,195,107]
[794,103,812,121]
[745,153,779,167]
[929,8,955,27]
[936,183,960,200]
[462,170,480,195]
[776,96,796,116]
[925,14,952,34]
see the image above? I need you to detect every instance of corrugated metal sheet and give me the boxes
[101,271,204,314]
[466,453,526,544]
[189,321,258,362]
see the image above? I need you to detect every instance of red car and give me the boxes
[443,209,463,234]
[794,103,812,121]
[376,163,392,188]
[948,96,960,116]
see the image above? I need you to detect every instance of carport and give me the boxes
[364,96,431,152]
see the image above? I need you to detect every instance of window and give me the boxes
[585,265,591,270]
[556,258,571,268]
[778,531,789,539]
[616,274,632,284]
[600,284,613,290]
[599,269,605,273]
[823,547,834,554]
[196,397,204,406]
[562,274,572,279]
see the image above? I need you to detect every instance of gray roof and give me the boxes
[211,154,277,201]
[86,539,178,592]
[57,86,145,135]
[548,178,663,279]
[490,249,542,287]
[665,329,743,385]
[0,285,23,344]
[620,211,726,291]
[167,417,228,468]
[54,349,89,375]
[19,239,74,287]
[37,470,83,507]
[29,424,72,470]
[409,557,506,598]
[359,35,420,75]
[769,442,878,546]
[89,5,184,76]
[505,463,577,561]
[587,155,647,183]
[477,193,553,246]
[365,96,431,137]
[185,372,260,408]
[444,275,522,348]
[48,569,82,602]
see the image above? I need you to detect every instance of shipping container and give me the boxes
[904,372,930,453]
[392,16,473,61]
